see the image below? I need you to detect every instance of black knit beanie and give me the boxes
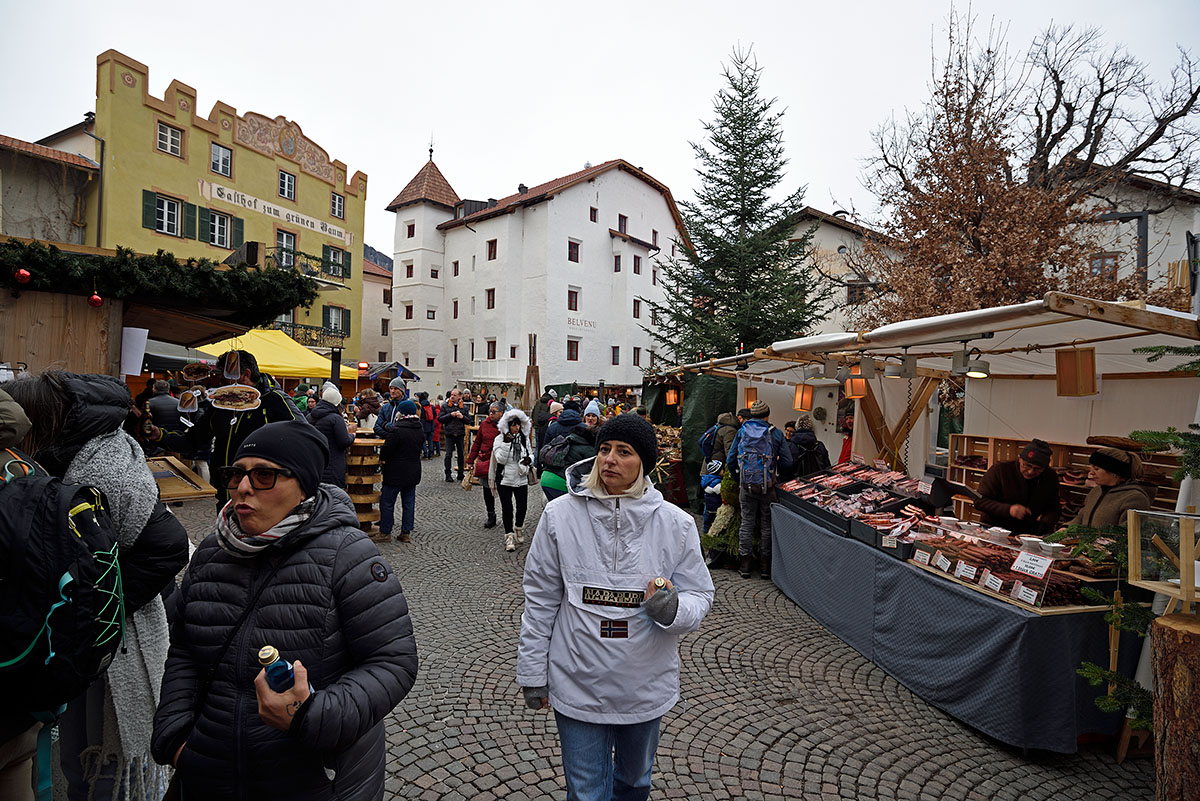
[234,420,329,497]
[595,415,658,475]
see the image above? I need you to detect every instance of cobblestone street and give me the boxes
[173,473,1154,801]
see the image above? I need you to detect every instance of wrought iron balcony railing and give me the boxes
[265,248,347,285]
[271,320,346,349]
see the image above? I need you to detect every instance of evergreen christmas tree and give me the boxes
[645,48,831,364]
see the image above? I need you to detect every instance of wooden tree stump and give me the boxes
[1151,614,1200,801]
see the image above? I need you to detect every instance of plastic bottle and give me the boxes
[257,645,295,692]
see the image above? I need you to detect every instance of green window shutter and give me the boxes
[198,207,211,243]
[322,305,331,329]
[342,248,352,278]
[231,216,245,248]
[321,244,332,274]
[343,307,352,335]
[142,190,157,229]
[183,203,197,239]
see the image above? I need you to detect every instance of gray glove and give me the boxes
[642,586,678,625]
[522,685,549,710]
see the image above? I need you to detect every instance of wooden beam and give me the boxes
[892,377,940,451]
[859,383,895,458]
[1045,291,1200,341]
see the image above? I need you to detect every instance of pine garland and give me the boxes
[1,239,320,327]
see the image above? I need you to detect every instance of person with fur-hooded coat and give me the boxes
[1,371,188,801]
[489,408,534,551]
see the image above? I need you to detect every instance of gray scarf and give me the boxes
[63,429,169,801]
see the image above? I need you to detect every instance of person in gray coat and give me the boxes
[151,421,418,800]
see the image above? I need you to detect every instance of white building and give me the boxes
[359,255,392,363]
[386,158,688,396]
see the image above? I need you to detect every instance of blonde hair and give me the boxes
[582,459,648,498]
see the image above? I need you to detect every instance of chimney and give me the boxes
[518,183,528,194]
[487,198,497,208]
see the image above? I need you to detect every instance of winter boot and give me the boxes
[444,473,454,482]
[514,525,525,545]
[398,530,411,543]
[759,555,771,580]
[483,515,498,529]
[504,532,516,552]
[739,555,753,579]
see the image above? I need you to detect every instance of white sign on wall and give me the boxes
[197,180,353,246]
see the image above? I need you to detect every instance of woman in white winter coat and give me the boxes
[517,414,714,801]
[489,408,534,552]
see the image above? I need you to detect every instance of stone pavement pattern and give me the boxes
[173,473,1154,800]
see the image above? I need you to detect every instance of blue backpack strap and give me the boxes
[32,706,65,801]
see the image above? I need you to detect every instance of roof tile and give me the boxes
[0,134,98,170]
[386,160,459,211]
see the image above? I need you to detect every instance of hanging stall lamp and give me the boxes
[665,388,678,405]
[793,383,814,412]
[744,386,758,406]
[843,365,867,399]
[964,358,991,379]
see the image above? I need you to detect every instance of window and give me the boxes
[430,267,439,279]
[208,210,230,247]
[510,345,518,358]
[156,122,182,157]
[155,195,180,236]
[379,351,388,362]
[325,306,350,332]
[452,341,459,362]
[589,207,598,222]
[486,340,497,360]
[652,229,658,247]
[406,223,415,238]
[278,170,296,201]
[471,296,476,314]
[633,299,641,318]
[404,304,413,320]
[567,289,579,311]
[383,288,392,306]
[633,347,641,367]
[613,255,621,273]
[618,214,628,234]
[426,356,436,368]
[381,319,390,336]
[210,143,231,176]
[405,263,414,278]
[453,260,460,276]
[486,288,495,309]
[671,244,676,257]
[470,340,475,360]
[452,299,459,318]
[330,192,344,219]
[276,230,295,267]
[611,346,620,366]
[567,240,580,262]
[652,268,658,286]
[567,339,579,361]
[486,239,497,260]
[847,282,869,306]
[633,255,641,274]
[427,308,436,320]
[1090,253,1119,282]
[327,247,344,276]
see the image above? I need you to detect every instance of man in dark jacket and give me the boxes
[975,439,1061,535]
[530,389,556,469]
[150,350,305,505]
[439,388,468,482]
[726,400,792,580]
[380,399,424,542]
[788,415,831,479]
[710,411,739,465]
[372,377,408,439]
[151,422,418,800]
[307,385,356,488]
[147,380,182,431]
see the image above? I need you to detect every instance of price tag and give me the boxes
[954,560,977,580]
[873,459,889,470]
[978,569,1002,593]
[1010,551,1054,580]
[917,480,932,495]
[913,549,931,565]
[851,453,867,465]
[881,535,898,549]
[1009,580,1024,600]
[935,552,952,572]
[1015,585,1040,605]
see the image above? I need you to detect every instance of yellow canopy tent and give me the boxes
[197,328,358,381]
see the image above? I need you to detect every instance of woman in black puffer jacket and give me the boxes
[307,385,356,488]
[151,421,418,800]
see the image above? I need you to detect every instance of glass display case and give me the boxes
[1128,509,1199,613]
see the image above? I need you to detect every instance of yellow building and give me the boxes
[40,49,366,358]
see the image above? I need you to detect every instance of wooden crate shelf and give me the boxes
[948,433,1181,523]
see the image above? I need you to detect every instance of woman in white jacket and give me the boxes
[517,415,714,801]
[489,408,534,552]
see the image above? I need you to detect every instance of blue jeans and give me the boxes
[554,712,661,801]
[380,484,415,534]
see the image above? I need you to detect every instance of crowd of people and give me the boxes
[1,359,706,801]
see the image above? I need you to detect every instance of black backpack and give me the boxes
[794,440,824,478]
[539,434,573,471]
[0,448,125,713]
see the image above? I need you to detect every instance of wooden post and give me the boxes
[1151,614,1200,800]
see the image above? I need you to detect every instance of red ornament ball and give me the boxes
[88,292,103,308]
[14,268,31,284]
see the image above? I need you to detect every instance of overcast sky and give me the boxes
[2,0,1196,254]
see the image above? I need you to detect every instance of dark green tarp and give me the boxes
[640,383,678,425]
[679,373,737,512]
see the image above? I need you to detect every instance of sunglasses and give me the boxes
[218,465,296,490]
